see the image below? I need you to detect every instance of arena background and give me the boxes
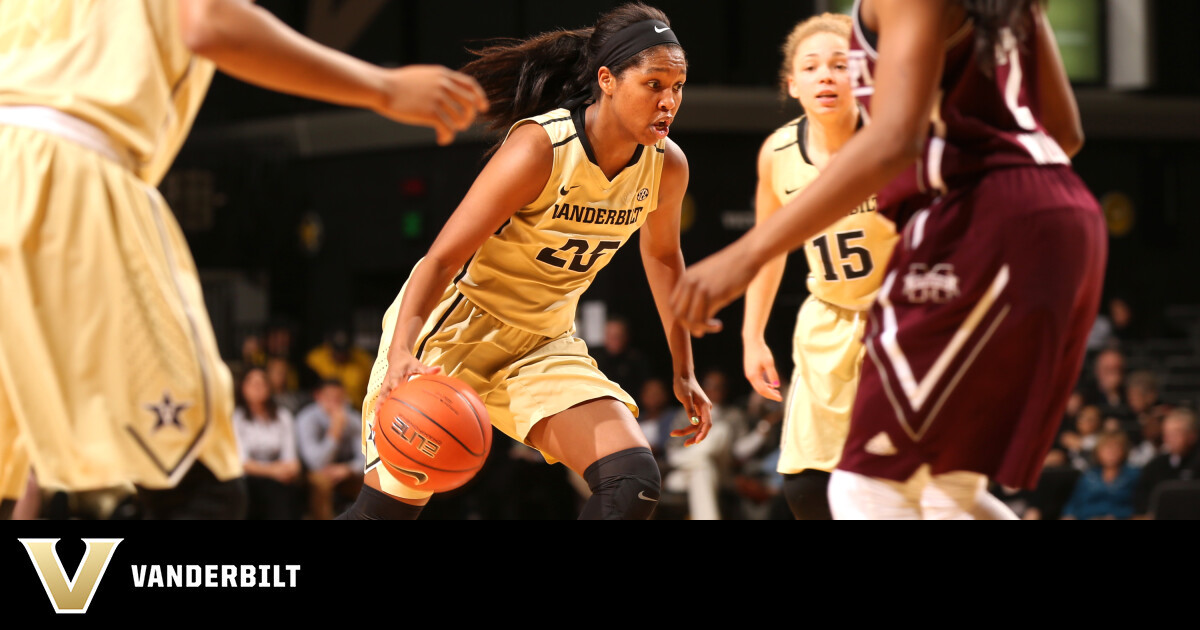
[156,0,1199,517]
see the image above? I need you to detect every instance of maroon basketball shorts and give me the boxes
[839,165,1107,490]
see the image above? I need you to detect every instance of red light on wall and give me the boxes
[400,177,428,199]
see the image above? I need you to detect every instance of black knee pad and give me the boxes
[579,447,661,520]
[782,469,833,520]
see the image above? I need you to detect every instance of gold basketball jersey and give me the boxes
[768,117,897,311]
[0,0,214,185]
[457,107,667,336]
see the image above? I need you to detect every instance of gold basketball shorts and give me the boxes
[361,274,637,498]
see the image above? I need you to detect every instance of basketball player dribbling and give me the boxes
[673,0,1105,519]
[0,0,487,519]
[339,3,714,521]
[741,13,897,520]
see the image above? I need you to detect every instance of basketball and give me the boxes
[373,374,492,493]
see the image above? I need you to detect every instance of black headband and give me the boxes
[593,19,681,72]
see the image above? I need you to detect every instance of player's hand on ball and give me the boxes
[671,243,758,338]
[377,65,489,146]
[374,351,442,421]
[670,373,713,447]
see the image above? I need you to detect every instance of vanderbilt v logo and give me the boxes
[19,538,122,614]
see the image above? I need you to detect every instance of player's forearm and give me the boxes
[643,247,696,378]
[741,254,786,343]
[388,257,459,358]
[741,128,914,268]
[179,0,387,113]
[1033,2,1084,157]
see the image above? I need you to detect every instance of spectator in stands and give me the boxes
[267,355,308,416]
[1061,430,1141,520]
[662,369,747,520]
[266,320,297,363]
[1108,297,1136,342]
[227,332,265,380]
[265,319,301,387]
[1086,308,1115,354]
[1020,449,1082,521]
[1086,297,1138,354]
[636,376,681,470]
[1124,370,1169,467]
[1129,410,1165,469]
[1061,404,1102,471]
[295,379,365,520]
[1081,348,1133,423]
[1133,407,1199,517]
[732,390,787,520]
[305,329,374,410]
[232,367,302,520]
[592,316,649,399]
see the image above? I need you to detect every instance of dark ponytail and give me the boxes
[958,0,1038,76]
[461,2,682,136]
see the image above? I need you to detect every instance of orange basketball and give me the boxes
[373,375,492,493]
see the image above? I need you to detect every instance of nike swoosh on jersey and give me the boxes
[560,185,580,196]
[654,26,671,33]
[784,187,800,195]
[638,490,658,502]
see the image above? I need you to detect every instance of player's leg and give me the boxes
[526,397,659,520]
[919,470,1018,520]
[779,300,865,520]
[827,466,926,520]
[782,470,834,520]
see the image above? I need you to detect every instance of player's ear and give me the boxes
[787,75,802,100]
[597,66,616,97]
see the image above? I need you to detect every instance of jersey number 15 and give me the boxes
[811,230,874,282]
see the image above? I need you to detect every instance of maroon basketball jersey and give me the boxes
[848,0,1070,210]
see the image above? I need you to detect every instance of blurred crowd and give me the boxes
[988,297,1200,520]
[18,297,1200,520]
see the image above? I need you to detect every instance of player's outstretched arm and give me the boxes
[671,0,949,337]
[640,141,713,446]
[1032,1,1084,158]
[177,0,488,145]
[741,139,787,402]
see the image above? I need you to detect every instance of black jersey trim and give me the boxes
[552,133,579,148]
[775,117,803,153]
[540,116,571,126]
[415,290,465,361]
[796,114,864,165]
[655,145,666,154]
[413,256,474,361]
[571,105,645,177]
[798,117,815,166]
